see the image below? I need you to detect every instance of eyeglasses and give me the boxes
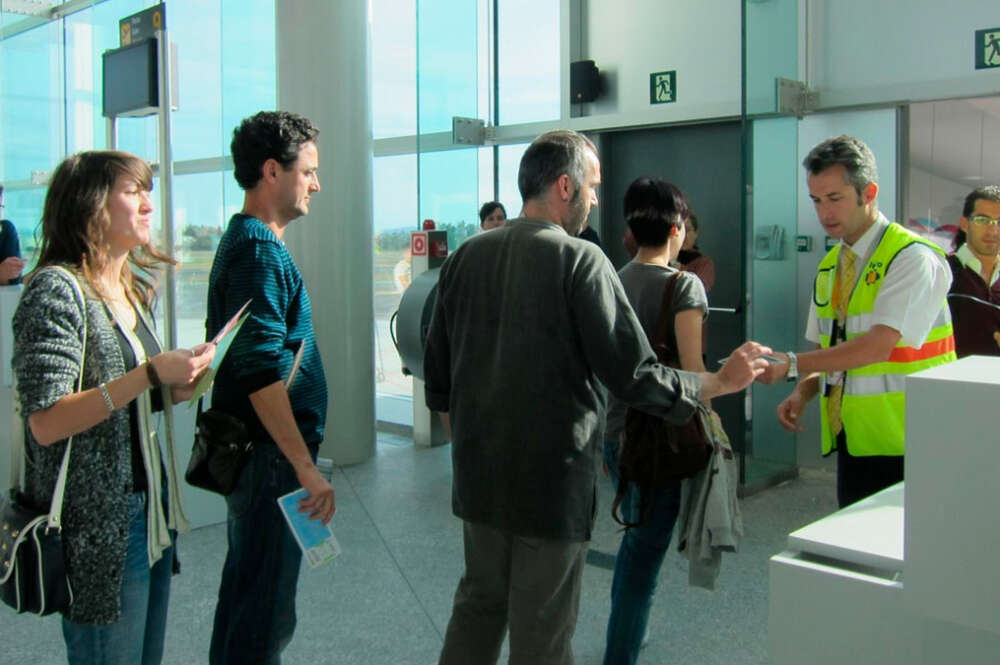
[969,215,1000,227]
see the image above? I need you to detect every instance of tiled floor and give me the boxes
[3,432,837,665]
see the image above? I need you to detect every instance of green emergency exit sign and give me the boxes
[975,27,1000,70]
[650,70,676,104]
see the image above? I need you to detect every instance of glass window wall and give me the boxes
[0,0,275,348]
[372,0,416,139]
[743,0,800,488]
[369,0,560,422]
[0,16,63,256]
[374,153,418,399]
[496,0,559,124]
[497,142,529,215]
[168,0,223,162]
[220,0,276,145]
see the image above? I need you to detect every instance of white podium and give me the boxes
[769,355,1000,665]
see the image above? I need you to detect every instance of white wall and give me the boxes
[576,0,741,124]
[907,166,970,229]
[809,0,1000,107]
[562,1,1000,133]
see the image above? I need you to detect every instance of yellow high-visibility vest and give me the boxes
[813,222,956,456]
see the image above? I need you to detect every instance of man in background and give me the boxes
[946,185,1000,357]
[0,184,25,285]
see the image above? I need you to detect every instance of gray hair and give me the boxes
[517,130,597,203]
[802,134,878,197]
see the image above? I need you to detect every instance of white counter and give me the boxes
[769,355,1000,665]
[788,481,904,571]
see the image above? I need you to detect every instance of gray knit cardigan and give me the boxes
[12,268,177,624]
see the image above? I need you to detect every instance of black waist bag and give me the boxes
[186,400,254,496]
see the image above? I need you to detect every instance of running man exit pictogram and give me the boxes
[975,28,1000,70]
[649,70,677,104]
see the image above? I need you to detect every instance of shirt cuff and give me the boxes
[240,367,284,395]
[669,370,703,424]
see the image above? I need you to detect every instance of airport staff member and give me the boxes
[946,185,1000,357]
[758,135,955,508]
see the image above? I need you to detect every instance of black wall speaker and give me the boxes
[570,60,600,103]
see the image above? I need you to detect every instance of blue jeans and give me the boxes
[209,443,311,665]
[62,492,174,665]
[602,438,681,665]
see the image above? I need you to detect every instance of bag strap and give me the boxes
[651,271,681,366]
[16,266,88,530]
[9,380,23,490]
[611,475,643,528]
[612,271,686,529]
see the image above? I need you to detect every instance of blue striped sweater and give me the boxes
[206,214,327,446]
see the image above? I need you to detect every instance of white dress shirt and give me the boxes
[806,213,952,348]
[954,243,1000,287]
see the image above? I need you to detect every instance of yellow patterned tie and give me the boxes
[827,246,858,437]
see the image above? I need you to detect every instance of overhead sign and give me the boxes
[975,27,1000,70]
[411,232,428,257]
[649,70,677,105]
[120,3,166,46]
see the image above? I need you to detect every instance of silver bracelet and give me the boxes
[98,383,116,414]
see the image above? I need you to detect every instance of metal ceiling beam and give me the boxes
[1,0,110,41]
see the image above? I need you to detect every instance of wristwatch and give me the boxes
[785,351,798,383]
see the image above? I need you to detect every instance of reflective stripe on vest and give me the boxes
[841,305,952,338]
[813,223,956,457]
[816,318,834,338]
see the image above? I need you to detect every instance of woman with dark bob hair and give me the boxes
[603,176,709,665]
[12,150,215,665]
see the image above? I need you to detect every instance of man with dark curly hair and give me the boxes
[206,111,335,665]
